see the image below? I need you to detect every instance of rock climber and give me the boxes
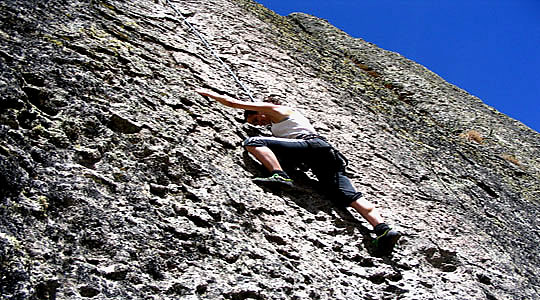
[196,88,400,256]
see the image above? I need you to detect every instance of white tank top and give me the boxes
[271,111,317,138]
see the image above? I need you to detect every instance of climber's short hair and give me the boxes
[242,95,280,122]
[243,110,257,122]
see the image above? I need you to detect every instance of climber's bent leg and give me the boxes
[244,145,283,172]
[337,174,385,227]
[314,170,385,227]
[243,136,310,172]
[325,172,399,254]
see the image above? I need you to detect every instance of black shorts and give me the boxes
[244,136,362,207]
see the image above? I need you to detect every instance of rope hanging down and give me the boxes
[164,0,256,102]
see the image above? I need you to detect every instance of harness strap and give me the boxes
[332,148,349,167]
[296,134,349,167]
[295,134,327,141]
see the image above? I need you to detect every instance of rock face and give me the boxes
[1,0,539,299]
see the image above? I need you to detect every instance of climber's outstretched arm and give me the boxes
[196,88,276,112]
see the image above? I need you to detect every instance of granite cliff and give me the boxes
[1,0,539,299]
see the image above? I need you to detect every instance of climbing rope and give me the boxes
[164,0,256,102]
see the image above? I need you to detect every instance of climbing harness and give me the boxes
[296,134,349,168]
[164,0,255,102]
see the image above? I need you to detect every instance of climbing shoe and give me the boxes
[373,229,401,256]
[253,173,294,188]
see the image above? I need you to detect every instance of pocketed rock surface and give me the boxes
[1,0,539,299]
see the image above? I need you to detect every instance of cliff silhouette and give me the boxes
[1,0,539,299]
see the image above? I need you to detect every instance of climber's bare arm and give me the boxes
[196,88,292,118]
[196,88,273,111]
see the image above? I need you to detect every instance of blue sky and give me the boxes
[256,0,540,133]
